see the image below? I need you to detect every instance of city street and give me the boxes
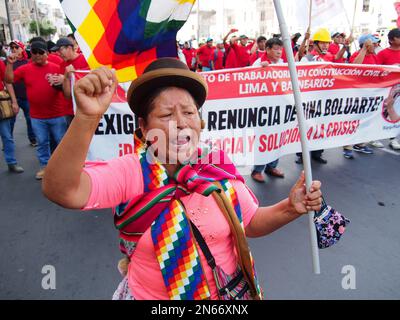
[1,115,399,300]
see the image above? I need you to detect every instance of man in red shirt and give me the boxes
[230,34,255,67]
[51,38,90,123]
[182,41,196,71]
[302,28,349,63]
[259,37,284,66]
[8,39,37,146]
[343,34,379,158]
[377,28,400,66]
[249,36,266,65]
[196,38,214,71]
[46,41,64,66]
[377,28,400,150]
[210,40,225,70]
[222,29,239,69]
[251,37,285,183]
[53,38,89,74]
[67,33,83,55]
[349,34,379,64]
[328,32,347,63]
[298,28,341,164]
[5,41,67,180]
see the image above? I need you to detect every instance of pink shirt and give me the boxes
[83,154,258,300]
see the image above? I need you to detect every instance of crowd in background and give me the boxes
[0,34,89,179]
[177,27,400,183]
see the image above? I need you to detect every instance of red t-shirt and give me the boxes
[328,43,345,63]
[349,50,378,65]
[279,40,298,62]
[47,53,64,66]
[182,48,196,69]
[13,62,65,119]
[231,41,254,67]
[260,54,272,64]
[211,49,224,70]
[377,48,400,65]
[197,45,214,68]
[59,54,89,73]
[249,50,265,65]
[0,60,5,91]
[310,49,335,62]
[260,54,283,64]
[59,54,90,115]
[224,44,237,69]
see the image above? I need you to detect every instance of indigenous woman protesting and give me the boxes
[42,58,323,300]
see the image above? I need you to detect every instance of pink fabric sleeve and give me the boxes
[82,154,143,210]
[229,179,259,227]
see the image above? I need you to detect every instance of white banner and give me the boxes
[294,0,346,31]
[78,63,400,164]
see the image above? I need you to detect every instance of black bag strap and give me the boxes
[190,220,248,299]
[190,220,216,269]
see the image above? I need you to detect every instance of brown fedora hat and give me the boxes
[127,58,208,117]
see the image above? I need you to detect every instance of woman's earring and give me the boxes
[201,120,206,130]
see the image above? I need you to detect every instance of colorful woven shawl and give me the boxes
[114,131,262,300]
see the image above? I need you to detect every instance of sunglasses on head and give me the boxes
[31,49,46,55]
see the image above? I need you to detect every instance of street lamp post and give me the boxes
[5,0,15,40]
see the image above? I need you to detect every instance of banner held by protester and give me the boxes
[78,63,400,162]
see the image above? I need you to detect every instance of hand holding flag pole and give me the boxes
[273,0,321,274]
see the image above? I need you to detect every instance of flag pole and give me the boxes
[305,0,312,53]
[350,0,357,36]
[346,0,358,54]
[273,0,321,274]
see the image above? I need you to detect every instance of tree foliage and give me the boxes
[29,21,57,37]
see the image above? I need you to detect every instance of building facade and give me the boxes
[0,0,71,44]
[178,0,399,47]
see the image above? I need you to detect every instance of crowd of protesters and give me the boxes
[0,34,89,179]
[177,27,400,183]
[1,27,399,183]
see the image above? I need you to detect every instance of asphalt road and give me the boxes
[1,116,399,300]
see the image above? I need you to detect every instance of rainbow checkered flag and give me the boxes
[60,0,195,82]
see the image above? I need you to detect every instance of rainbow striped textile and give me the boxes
[60,0,195,82]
